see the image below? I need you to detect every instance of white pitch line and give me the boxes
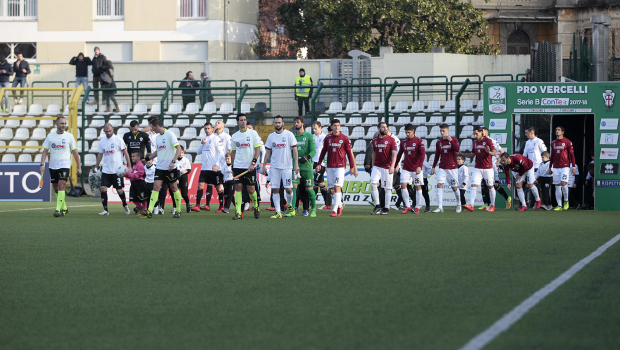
[459,232,620,350]
[0,204,100,213]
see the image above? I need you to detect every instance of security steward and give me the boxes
[295,68,313,117]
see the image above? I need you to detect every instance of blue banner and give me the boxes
[0,163,51,202]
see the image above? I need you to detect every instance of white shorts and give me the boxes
[436,168,459,188]
[493,164,500,182]
[269,168,293,189]
[326,167,345,188]
[400,170,424,187]
[371,166,393,189]
[471,168,495,186]
[552,167,570,185]
[512,168,536,185]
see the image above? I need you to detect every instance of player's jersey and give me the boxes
[42,131,77,170]
[198,133,223,171]
[155,129,180,171]
[122,131,151,158]
[523,137,547,168]
[473,137,495,169]
[265,129,297,170]
[396,136,425,172]
[313,133,326,163]
[433,137,460,169]
[145,163,155,183]
[371,135,397,169]
[97,134,127,174]
[318,132,354,169]
[550,137,575,168]
[216,130,231,169]
[231,129,261,169]
[146,130,157,163]
[392,134,401,153]
[491,138,501,164]
[504,154,533,184]
[223,162,233,182]
[294,131,315,169]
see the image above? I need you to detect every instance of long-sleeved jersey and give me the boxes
[503,154,533,185]
[433,137,460,169]
[550,137,575,169]
[396,136,425,172]
[126,161,145,182]
[318,132,355,168]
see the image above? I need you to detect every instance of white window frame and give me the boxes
[0,0,38,21]
[177,0,207,20]
[1,42,37,61]
[94,0,124,20]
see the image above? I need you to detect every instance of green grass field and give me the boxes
[2,197,619,349]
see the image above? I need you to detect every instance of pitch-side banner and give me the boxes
[0,162,51,202]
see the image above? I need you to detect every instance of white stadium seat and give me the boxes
[117,103,130,115]
[84,154,96,167]
[167,103,182,115]
[174,117,190,128]
[343,102,359,114]
[44,104,61,115]
[412,115,426,125]
[0,140,6,152]
[355,154,365,165]
[5,118,20,128]
[347,115,362,125]
[350,126,364,139]
[12,105,27,116]
[415,126,428,139]
[200,102,217,114]
[472,100,484,113]
[27,104,43,115]
[240,102,251,114]
[21,118,37,128]
[440,100,455,113]
[377,101,392,114]
[90,119,105,128]
[180,128,197,140]
[459,99,473,112]
[424,100,441,113]
[2,154,16,162]
[409,101,425,113]
[108,116,122,127]
[460,114,475,125]
[392,100,409,113]
[359,101,375,113]
[460,138,473,152]
[117,127,130,136]
[39,119,54,128]
[163,119,173,128]
[444,116,456,124]
[194,154,202,164]
[18,154,32,163]
[150,103,161,114]
[13,128,29,140]
[362,116,378,126]
[325,102,342,114]
[0,128,13,140]
[168,127,181,138]
[224,116,236,127]
[133,103,148,115]
[32,128,47,140]
[8,140,22,153]
[188,140,201,153]
[185,103,200,114]
[24,140,39,153]
[219,102,234,114]
[34,154,42,163]
[426,115,443,125]
[84,128,98,140]
[84,104,97,115]
[89,140,100,153]
[190,117,205,128]
[459,125,473,138]
[395,115,410,126]
[352,140,366,152]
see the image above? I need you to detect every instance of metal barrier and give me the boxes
[30,81,64,106]
[136,80,170,109]
[417,76,449,101]
[350,77,382,104]
[450,75,481,100]
[239,79,272,112]
[384,76,415,102]
[317,78,349,106]
[483,74,514,81]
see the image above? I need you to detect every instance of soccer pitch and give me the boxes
[2,198,619,349]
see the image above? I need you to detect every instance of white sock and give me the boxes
[469,186,477,206]
[454,190,460,206]
[273,193,281,213]
[401,188,410,208]
[561,185,569,201]
[530,186,540,201]
[517,188,526,207]
[489,186,496,207]
[384,189,391,209]
[436,187,444,209]
[371,184,380,207]
[284,191,293,207]
[416,189,422,209]
[333,192,341,212]
[555,186,562,206]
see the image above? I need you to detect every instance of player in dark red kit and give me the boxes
[317,119,358,217]
[430,123,461,213]
[461,126,496,212]
[547,126,576,211]
[369,122,398,215]
[500,152,541,211]
[395,123,426,214]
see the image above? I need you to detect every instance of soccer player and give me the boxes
[214,120,232,212]
[547,125,576,211]
[291,116,317,217]
[122,120,151,166]
[192,122,223,212]
[262,116,300,219]
[230,113,262,220]
[430,123,461,213]
[142,118,184,218]
[462,126,497,212]
[312,121,331,209]
[395,123,425,214]
[479,127,511,210]
[40,116,82,217]
[95,123,131,215]
[368,122,397,215]
[316,119,358,217]
[500,152,541,211]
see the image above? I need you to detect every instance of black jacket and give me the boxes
[364,141,374,173]
[13,60,30,78]
[0,61,13,83]
[179,78,200,95]
[70,56,92,77]
[92,54,107,76]
[200,78,214,102]
[100,61,116,94]
[123,131,152,158]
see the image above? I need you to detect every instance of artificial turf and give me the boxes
[1,197,619,349]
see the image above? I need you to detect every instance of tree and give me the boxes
[277,0,498,59]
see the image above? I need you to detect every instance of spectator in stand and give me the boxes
[12,53,30,105]
[199,72,213,108]
[100,60,119,113]
[89,47,107,106]
[180,71,200,109]
[69,53,92,93]
[295,68,313,117]
[0,56,13,112]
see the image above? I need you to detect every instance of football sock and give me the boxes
[320,185,331,206]
[517,188,526,206]
[273,192,281,213]
[453,189,460,206]
[56,190,65,211]
[489,186,496,206]
[248,191,258,208]
[416,189,422,209]
[371,184,380,205]
[469,186,477,207]
[436,187,444,209]
[218,190,224,207]
[195,189,203,206]
[401,188,410,208]
[285,190,294,207]
[173,190,182,211]
[395,187,403,207]
[308,188,316,210]
[101,191,108,211]
[531,186,540,201]
[205,185,212,203]
[384,189,391,210]
[61,192,67,210]
[333,192,341,212]
[234,191,243,213]
[555,187,563,206]
[119,191,127,207]
[148,191,159,212]
[561,185,569,201]
[481,185,490,205]
[407,185,415,207]
[496,184,509,200]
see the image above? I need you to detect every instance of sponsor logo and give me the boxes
[603,89,615,108]
[600,163,619,175]
[62,139,66,144]
[596,179,620,187]
[600,133,619,145]
[488,119,507,130]
[600,118,619,130]
[600,148,619,160]
[488,86,507,114]
[541,98,569,106]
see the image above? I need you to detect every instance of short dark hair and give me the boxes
[247,121,253,127]
[330,119,340,126]
[525,126,536,134]
[186,71,192,78]
[203,122,212,127]
[55,116,66,123]
[556,125,565,132]
[293,116,304,124]
[129,120,139,128]
[500,152,510,158]
[404,123,415,131]
[180,145,185,151]
[481,126,488,131]
[236,113,246,122]
[148,115,158,122]
[131,151,142,157]
[439,123,449,130]
[313,120,322,128]
[473,126,484,133]
[457,154,465,161]
[149,118,163,127]
[274,115,283,122]
[327,125,332,132]
[377,121,387,129]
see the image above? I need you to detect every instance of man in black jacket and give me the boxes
[0,56,13,112]
[123,120,152,166]
[199,72,213,108]
[69,53,92,93]
[180,71,200,109]
[12,53,30,105]
[89,47,107,106]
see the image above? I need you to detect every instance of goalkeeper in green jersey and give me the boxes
[289,116,317,217]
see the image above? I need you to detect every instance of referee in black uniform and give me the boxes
[123,120,152,166]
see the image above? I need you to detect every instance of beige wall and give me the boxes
[209,60,324,87]
[209,41,224,60]
[227,0,258,25]
[133,42,161,61]
[38,0,92,31]
[208,41,256,61]
[125,0,176,31]
[209,0,223,20]
[37,42,86,63]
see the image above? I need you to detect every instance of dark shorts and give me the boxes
[233,168,257,186]
[313,162,325,183]
[217,172,224,185]
[49,168,70,184]
[199,170,221,185]
[101,172,124,190]
[154,169,180,184]
[130,180,148,201]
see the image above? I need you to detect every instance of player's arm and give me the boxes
[262,148,271,175]
[71,148,82,176]
[123,148,131,169]
[547,145,555,174]
[463,167,470,187]
[292,146,299,174]
[95,153,103,169]
[395,147,403,166]
[569,141,576,175]
[307,136,316,159]
[346,140,358,177]
[504,164,511,189]
[145,133,152,154]
[147,150,158,160]
[389,149,397,174]
[171,144,182,171]
[316,140,328,172]
[431,142,440,174]
[248,144,261,171]
[451,137,460,153]
[40,148,49,174]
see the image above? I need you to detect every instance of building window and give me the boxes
[507,30,530,55]
[95,0,124,20]
[0,43,36,60]
[178,0,207,19]
[0,0,37,21]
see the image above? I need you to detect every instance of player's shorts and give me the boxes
[370,166,393,189]
[313,162,325,183]
[436,168,459,188]
[270,168,293,189]
[401,169,424,187]
[326,167,345,188]
[493,164,500,182]
[199,170,221,185]
[471,168,495,187]
[130,180,148,201]
[233,167,257,186]
[217,171,224,186]
[512,167,536,185]
[552,167,570,185]
[49,168,70,184]
[294,166,314,187]
[101,172,124,190]
[154,169,180,184]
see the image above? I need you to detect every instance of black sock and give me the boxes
[320,185,330,206]
[496,184,509,200]
[118,191,127,207]
[482,185,490,205]
[196,189,203,206]
[395,187,403,207]
[218,191,224,207]
[407,184,415,208]
[101,191,108,211]
[205,185,212,206]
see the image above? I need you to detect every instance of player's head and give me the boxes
[555,125,564,137]
[473,126,484,141]
[404,123,415,138]
[247,121,254,129]
[541,151,550,161]
[147,115,158,124]
[103,123,114,139]
[203,122,213,135]
[377,122,388,136]
[525,127,536,140]
[312,121,322,135]
[131,151,141,163]
[330,119,341,134]
[130,120,140,134]
[274,115,284,131]
[457,154,465,165]
[225,153,232,164]
[149,118,164,134]
[439,123,450,138]
[55,116,67,132]
[179,145,185,157]
[236,114,247,128]
[215,119,224,132]
[294,116,304,131]
[500,152,511,164]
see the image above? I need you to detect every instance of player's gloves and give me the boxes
[299,155,310,164]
